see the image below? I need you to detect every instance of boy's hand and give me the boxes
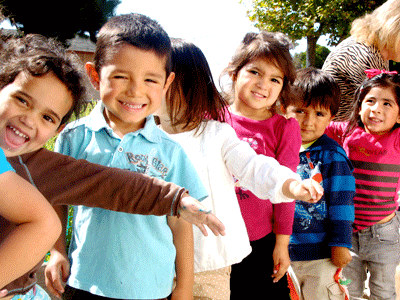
[0,289,7,298]
[331,246,352,268]
[286,178,324,203]
[44,251,70,299]
[178,194,226,237]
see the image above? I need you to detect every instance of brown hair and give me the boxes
[0,34,87,125]
[346,72,400,136]
[165,38,227,134]
[220,31,296,113]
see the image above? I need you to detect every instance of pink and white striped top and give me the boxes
[326,122,400,231]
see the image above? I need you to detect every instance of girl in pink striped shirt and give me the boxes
[326,71,400,300]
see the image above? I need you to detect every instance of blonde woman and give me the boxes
[322,0,400,121]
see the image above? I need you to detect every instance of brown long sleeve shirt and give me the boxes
[3,148,187,295]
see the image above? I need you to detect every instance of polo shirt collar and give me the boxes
[85,101,162,144]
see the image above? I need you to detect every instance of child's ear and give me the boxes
[227,63,237,81]
[85,62,100,90]
[162,72,175,95]
[396,113,400,125]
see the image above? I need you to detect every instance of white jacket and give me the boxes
[166,120,299,272]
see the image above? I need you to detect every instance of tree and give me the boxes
[293,44,331,69]
[247,0,385,67]
[0,0,120,43]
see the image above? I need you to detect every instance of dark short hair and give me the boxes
[221,31,296,112]
[288,68,341,116]
[0,34,87,125]
[94,13,172,76]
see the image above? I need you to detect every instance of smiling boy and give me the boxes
[0,33,224,300]
[284,68,355,300]
[47,13,207,300]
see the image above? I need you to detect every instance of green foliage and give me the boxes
[0,0,120,43]
[248,0,385,46]
[293,44,331,69]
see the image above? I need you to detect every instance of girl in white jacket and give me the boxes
[155,38,323,300]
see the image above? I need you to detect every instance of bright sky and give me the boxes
[115,0,258,79]
[0,0,318,80]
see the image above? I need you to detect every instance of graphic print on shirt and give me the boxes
[126,148,169,179]
[233,134,262,199]
[295,153,326,231]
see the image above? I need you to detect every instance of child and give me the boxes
[156,38,323,300]
[220,31,301,299]
[47,13,210,300]
[325,70,400,300]
[284,68,355,300]
[0,33,224,299]
[0,148,61,295]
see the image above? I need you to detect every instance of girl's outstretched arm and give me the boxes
[8,149,224,236]
[0,171,62,291]
[282,178,324,203]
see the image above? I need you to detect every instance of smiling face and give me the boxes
[86,44,174,137]
[0,72,73,157]
[231,57,284,120]
[359,86,400,135]
[286,104,334,145]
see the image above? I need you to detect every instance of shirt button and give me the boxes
[118,147,123,152]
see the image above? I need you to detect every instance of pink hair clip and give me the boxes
[365,69,398,79]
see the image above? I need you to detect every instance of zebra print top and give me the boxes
[322,37,389,121]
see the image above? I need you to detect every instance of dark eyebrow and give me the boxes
[113,68,165,80]
[15,90,62,122]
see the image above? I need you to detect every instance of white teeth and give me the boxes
[122,102,144,109]
[10,126,29,139]
[253,92,266,98]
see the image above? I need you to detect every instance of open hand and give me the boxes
[178,195,226,237]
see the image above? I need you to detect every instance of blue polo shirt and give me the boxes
[55,102,207,299]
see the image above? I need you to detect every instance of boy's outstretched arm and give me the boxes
[282,178,324,203]
[178,194,226,237]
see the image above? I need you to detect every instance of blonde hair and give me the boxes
[351,0,400,53]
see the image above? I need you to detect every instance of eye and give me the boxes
[316,112,325,117]
[16,96,28,106]
[145,78,158,84]
[271,78,283,84]
[43,114,55,123]
[249,69,259,76]
[364,98,375,104]
[113,74,128,80]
